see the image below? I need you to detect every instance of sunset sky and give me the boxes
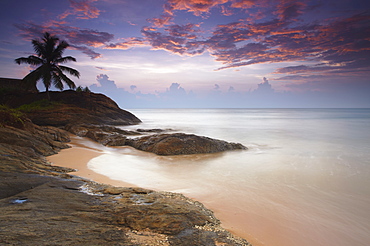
[0,0,369,108]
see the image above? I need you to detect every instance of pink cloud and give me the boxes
[147,14,174,28]
[141,23,205,55]
[105,38,147,50]
[164,0,229,17]
[59,0,101,20]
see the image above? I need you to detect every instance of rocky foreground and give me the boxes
[0,91,250,245]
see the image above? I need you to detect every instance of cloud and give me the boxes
[274,1,306,22]
[139,0,368,78]
[211,11,370,74]
[89,74,369,108]
[254,77,274,94]
[89,74,199,108]
[59,0,101,20]
[130,85,137,91]
[95,66,109,71]
[164,0,229,17]
[214,84,220,90]
[15,21,114,59]
[141,23,205,55]
[147,14,174,28]
[105,37,147,50]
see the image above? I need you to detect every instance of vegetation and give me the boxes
[15,32,80,99]
[0,105,26,128]
[16,99,61,112]
[76,86,91,92]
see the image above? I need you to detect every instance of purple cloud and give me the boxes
[15,21,114,59]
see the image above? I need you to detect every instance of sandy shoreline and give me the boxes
[47,135,258,245]
[47,135,139,188]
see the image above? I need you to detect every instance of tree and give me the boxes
[15,32,80,99]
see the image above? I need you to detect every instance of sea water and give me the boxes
[85,108,370,246]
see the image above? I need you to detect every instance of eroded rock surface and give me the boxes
[65,124,247,155]
[127,133,247,155]
[0,172,250,245]
[0,111,71,174]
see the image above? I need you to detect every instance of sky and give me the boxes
[0,0,369,108]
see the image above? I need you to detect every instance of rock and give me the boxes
[65,124,139,146]
[1,90,141,126]
[0,109,71,174]
[65,125,247,155]
[137,128,166,133]
[0,172,251,245]
[126,133,247,155]
[0,95,251,245]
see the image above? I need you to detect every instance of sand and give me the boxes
[47,135,258,245]
[47,136,137,188]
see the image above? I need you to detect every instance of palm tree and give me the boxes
[15,32,80,99]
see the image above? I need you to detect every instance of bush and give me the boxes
[76,86,91,93]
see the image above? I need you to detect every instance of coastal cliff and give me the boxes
[0,91,250,245]
[1,90,141,126]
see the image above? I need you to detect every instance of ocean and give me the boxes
[83,108,370,246]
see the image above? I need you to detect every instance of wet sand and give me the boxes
[47,137,137,188]
[47,136,257,244]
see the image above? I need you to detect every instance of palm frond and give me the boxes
[15,55,43,66]
[32,39,45,57]
[56,56,76,64]
[44,33,59,59]
[52,72,64,91]
[15,32,81,94]
[21,66,44,90]
[53,40,69,58]
[58,65,80,78]
[56,67,76,89]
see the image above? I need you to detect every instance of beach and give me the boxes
[47,135,258,243]
[47,136,137,188]
[47,108,370,246]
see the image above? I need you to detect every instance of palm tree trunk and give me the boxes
[46,87,51,101]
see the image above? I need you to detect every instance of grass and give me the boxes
[17,99,61,112]
[0,105,26,128]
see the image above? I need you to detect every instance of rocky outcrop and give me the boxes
[64,124,247,155]
[0,110,72,174]
[0,77,38,93]
[65,124,140,146]
[0,172,250,245]
[0,110,250,245]
[1,90,141,126]
[127,133,247,155]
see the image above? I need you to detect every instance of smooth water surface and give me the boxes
[86,109,370,246]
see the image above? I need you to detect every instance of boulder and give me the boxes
[127,133,247,155]
[65,124,139,146]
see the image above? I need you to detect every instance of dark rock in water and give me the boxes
[1,90,141,126]
[65,124,140,146]
[65,125,247,155]
[137,128,166,133]
[126,133,247,155]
